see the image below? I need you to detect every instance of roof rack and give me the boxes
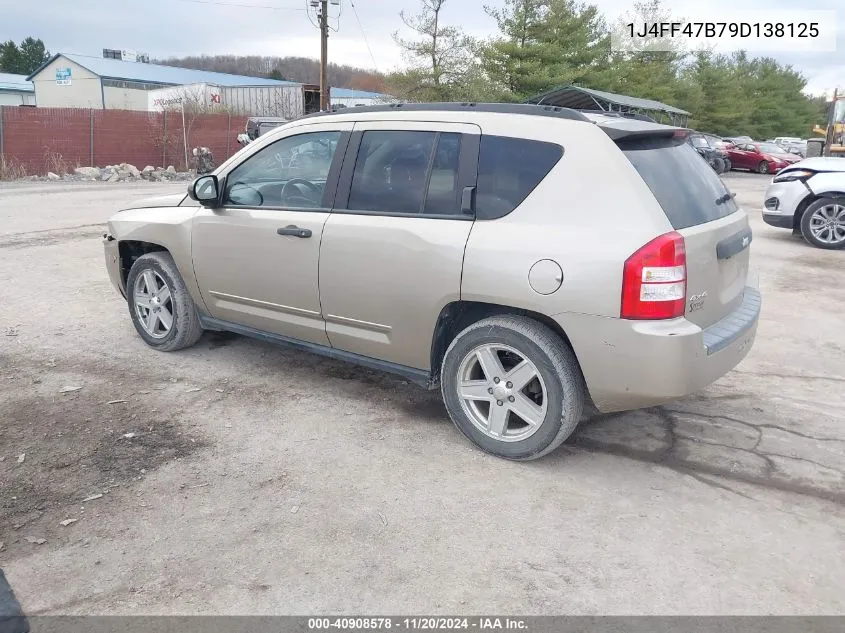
[303,102,591,123]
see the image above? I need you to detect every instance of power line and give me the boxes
[305,0,320,28]
[349,0,379,70]
[173,0,307,10]
[328,0,342,33]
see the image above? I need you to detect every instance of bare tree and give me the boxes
[391,0,475,100]
[152,85,227,169]
[155,55,387,94]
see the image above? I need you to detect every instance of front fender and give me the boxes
[807,172,845,199]
[107,207,206,310]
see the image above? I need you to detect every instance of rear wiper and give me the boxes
[715,192,736,205]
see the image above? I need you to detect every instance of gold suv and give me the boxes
[104,103,760,460]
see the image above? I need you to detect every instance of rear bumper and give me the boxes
[556,286,761,413]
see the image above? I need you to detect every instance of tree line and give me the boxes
[155,54,387,96]
[0,37,50,75]
[385,0,829,139]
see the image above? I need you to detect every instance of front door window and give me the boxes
[224,131,342,209]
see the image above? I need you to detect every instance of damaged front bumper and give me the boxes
[103,233,126,299]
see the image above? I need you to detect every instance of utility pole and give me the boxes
[319,0,329,111]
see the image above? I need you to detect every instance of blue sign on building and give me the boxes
[55,68,72,85]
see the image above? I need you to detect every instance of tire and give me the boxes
[713,157,726,174]
[800,197,845,250]
[440,315,585,461]
[126,251,204,351]
[723,158,732,172]
[757,160,770,174]
[0,569,28,633]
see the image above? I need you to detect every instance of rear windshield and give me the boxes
[620,137,738,230]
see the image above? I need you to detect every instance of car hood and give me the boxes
[791,157,845,173]
[120,192,188,211]
[765,153,800,163]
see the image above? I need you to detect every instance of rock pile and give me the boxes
[36,163,194,183]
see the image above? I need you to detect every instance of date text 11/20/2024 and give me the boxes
[308,618,528,630]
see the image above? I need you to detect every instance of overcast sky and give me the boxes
[1,0,841,94]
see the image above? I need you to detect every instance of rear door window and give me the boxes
[620,136,738,230]
[424,133,462,215]
[476,136,563,220]
[345,130,464,216]
[348,130,437,214]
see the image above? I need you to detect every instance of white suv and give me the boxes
[763,157,845,249]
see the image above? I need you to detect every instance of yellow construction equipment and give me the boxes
[812,91,845,157]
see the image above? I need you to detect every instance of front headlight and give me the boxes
[772,169,815,183]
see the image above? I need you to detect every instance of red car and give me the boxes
[725,141,802,174]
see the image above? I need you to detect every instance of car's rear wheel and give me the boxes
[800,198,845,250]
[441,315,584,460]
[126,251,204,351]
[723,158,732,172]
[757,160,770,174]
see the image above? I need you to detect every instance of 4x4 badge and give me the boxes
[689,291,708,312]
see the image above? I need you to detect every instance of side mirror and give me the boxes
[188,175,220,206]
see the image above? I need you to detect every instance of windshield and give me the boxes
[835,99,845,124]
[757,143,786,154]
[621,137,738,230]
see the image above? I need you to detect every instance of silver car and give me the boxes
[104,103,760,460]
[763,157,845,249]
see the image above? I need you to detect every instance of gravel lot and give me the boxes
[1,174,844,615]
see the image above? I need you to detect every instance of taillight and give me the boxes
[621,232,686,320]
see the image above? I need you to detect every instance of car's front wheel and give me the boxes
[441,315,585,460]
[800,197,845,250]
[126,251,204,351]
[757,160,770,174]
[709,156,722,173]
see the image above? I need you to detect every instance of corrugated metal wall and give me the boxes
[221,85,304,117]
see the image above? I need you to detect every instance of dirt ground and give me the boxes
[1,175,844,615]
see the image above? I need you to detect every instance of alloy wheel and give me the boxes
[809,203,845,245]
[456,343,548,442]
[133,270,173,339]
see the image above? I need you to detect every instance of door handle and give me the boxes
[461,186,476,215]
[277,225,312,238]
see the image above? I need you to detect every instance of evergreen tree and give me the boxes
[480,0,611,100]
[0,41,24,74]
[18,37,50,74]
[682,53,749,135]
[0,37,49,75]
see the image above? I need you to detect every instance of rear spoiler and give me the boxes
[602,126,689,142]
[580,112,687,142]
[576,109,659,124]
